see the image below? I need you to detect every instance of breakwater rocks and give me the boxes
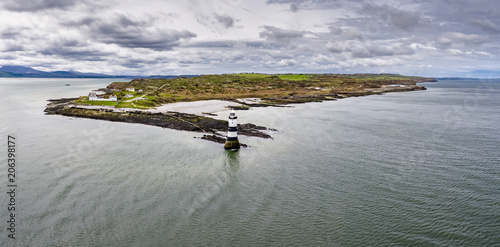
[44,102,274,145]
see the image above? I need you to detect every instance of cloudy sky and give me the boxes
[0,0,499,77]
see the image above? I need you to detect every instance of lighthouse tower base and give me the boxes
[224,140,240,150]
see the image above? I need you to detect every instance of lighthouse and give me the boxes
[224,110,240,150]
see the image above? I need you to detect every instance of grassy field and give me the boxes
[74,97,118,106]
[276,74,311,80]
[93,73,435,108]
[235,73,269,79]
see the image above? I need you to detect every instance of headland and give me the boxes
[45,73,436,145]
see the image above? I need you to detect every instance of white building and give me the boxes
[88,92,118,102]
[126,88,135,92]
[89,92,98,101]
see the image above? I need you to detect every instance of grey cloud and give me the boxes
[259,25,306,41]
[444,32,488,45]
[266,0,354,11]
[441,0,500,19]
[420,1,500,33]
[3,44,26,52]
[1,0,498,76]
[38,39,111,61]
[326,43,344,53]
[0,54,15,60]
[388,7,420,30]
[0,28,26,40]
[469,18,500,34]
[2,0,78,12]
[121,59,148,69]
[62,17,98,27]
[215,14,236,29]
[188,40,279,50]
[40,47,110,61]
[188,41,236,48]
[359,4,421,31]
[0,27,44,52]
[244,41,269,48]
[178,59,200,65]
[85,14,196,51]
[350,44,414,58]
[326,39,415,59]
[438,38,453,48]
[268,59,298,67]
[265,52,294,60]
[329,26,363,40]
[99,29,196,51]
[0,26,39,41]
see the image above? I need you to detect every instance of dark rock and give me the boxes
[197,134,248,147]
[199,134,225,144]
[45,101,274,141]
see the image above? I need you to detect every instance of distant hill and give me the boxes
[0,66,120,78]
[0,65,200,79]
[0,65,45,74]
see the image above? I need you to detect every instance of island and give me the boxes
[45,73,436,145]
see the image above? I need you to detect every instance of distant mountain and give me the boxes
[0,65,201,79]
[0,65,46,74]
[0,66,120,78]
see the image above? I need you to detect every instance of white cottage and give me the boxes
[89,91,118,102]
[89,92,98,101]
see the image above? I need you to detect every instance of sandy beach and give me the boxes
[69,100,243,116]
[151,100,243,115]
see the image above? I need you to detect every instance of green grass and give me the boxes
[158,93,187,102]
[115,101,132,108]
[122,95,140,101]
[234,73,269,79]
[115,95,161,108]
[116,101,150,108]
[233,73,310,81]
[277,74,310,81]
[76,99,118,106]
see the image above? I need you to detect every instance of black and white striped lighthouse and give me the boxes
[224,110,240,150]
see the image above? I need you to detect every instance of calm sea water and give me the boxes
[0,78,499,246]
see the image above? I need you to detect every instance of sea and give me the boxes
[0,78,499,246]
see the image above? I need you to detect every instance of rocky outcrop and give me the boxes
[197,134,249,147]
[44,101,274,145]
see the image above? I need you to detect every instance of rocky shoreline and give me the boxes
[44,100,273,146]
[231,84,427,107]
[44,82,430,146]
